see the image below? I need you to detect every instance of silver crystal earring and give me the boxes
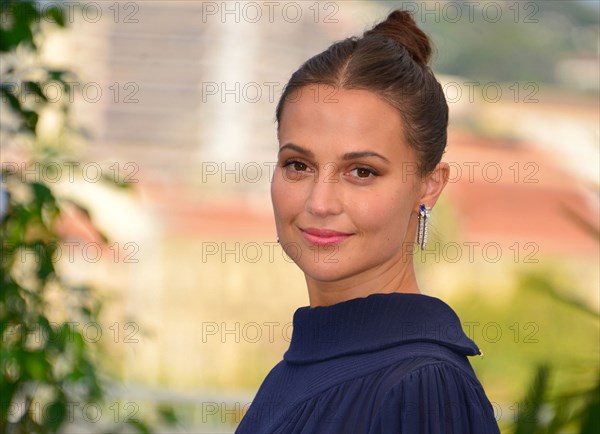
[416,204,431,250]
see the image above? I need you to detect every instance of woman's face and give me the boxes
[271,84,426,283]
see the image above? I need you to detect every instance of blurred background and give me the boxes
[1,1,598,433]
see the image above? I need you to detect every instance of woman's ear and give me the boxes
[416,162,450,211]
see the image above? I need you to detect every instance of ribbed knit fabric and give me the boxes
[235,292,500,434]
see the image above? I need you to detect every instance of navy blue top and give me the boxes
[235,292,500,434]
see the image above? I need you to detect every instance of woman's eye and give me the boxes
[350,167,378,179]
[283,160,309,171]
[292,161,308,171]
[281,160,312,181]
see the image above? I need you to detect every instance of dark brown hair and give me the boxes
[275,10,448,178]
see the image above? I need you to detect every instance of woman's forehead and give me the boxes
[282,85,398,117]
[278,85,411,160]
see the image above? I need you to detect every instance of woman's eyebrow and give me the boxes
[278,143,390,164]
[278,143,313,158]
[342,151,390,164]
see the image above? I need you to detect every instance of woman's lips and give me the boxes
[299,227,353,247]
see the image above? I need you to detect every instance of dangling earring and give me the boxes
[276,236,280,243]
[416,204,431,250]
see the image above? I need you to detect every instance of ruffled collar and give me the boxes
[283,292,481,364]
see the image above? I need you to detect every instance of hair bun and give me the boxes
[364,10,432,67]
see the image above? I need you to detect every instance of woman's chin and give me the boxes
[295,260,355,283]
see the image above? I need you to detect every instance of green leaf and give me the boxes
[71,330,85,360]
[0,28,11,52]
[158,405,178,425]
[579,374,600,434]
[0,2,38,52]
[1,84,22,113]
[46,69,69,82]
[55,323,74,351]
[36,315,54,347]
[22,81,48,102]
[127,418,151,434]
[513,364,551,434]
[24,350,49,381]
[31,182,56,207]
[43,401,66,431]
[21,109,39,134]
[35,241,55,281]
[10,1,40,48]
[44,6,65,27]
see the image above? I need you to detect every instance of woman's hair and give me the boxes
[275,10,448,178]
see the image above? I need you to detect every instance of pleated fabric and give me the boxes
[235,292,500,434]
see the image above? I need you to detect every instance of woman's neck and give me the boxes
[304,258,421,307]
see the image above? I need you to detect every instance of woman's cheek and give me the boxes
[272,171,301,219]
[349,193,387,226]
[272,169,289,201]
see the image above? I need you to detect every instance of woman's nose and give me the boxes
[305,164,343,217]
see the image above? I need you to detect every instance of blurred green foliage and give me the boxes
[507,194,599,433]
[0,1,175,432]
[509,275,599,433]
[450,217,599,432]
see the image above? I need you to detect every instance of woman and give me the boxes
[235,9,500,434]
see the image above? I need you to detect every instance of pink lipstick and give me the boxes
[299,227,353,247]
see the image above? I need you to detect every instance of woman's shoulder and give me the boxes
[369,351,500,433]
[375,346,487,396]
